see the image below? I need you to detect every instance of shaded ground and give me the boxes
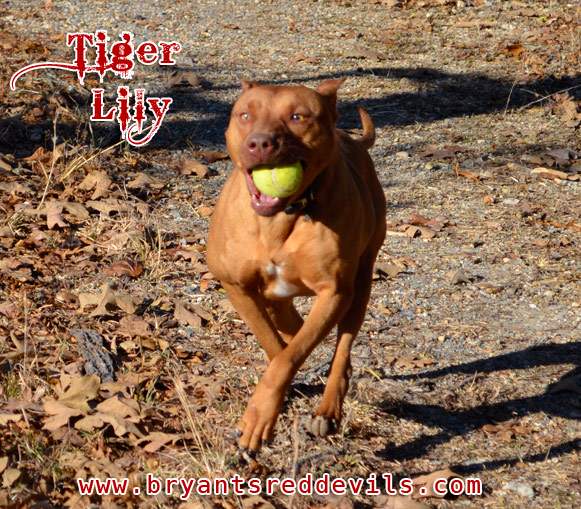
[0,1,579,508]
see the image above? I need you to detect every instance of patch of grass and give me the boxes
[1,371,22,399]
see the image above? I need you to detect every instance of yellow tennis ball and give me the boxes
[252,162,303,198]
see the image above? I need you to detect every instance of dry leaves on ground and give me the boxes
[180,159,210,177]
[77,170,112,199]
[78,283,138,316]
[43,375,100,431]
[481,420,532,441]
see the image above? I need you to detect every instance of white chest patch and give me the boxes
[266,262,299,298]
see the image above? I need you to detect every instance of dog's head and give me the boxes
[225,79,344,216]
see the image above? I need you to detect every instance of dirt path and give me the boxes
[0,1,579,508]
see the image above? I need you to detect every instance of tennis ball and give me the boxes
[252,162,303,198]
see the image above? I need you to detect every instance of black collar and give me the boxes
[284,178,318,217]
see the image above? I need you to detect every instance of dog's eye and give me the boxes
[290,113,305,122]
[240,112,250,121]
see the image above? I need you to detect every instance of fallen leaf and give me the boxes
[419,144,466,159]
[531,167,570,180]
[174,301,202,328]
[412,468,458,498]
[0,301,19,319]
[135,431,183,453]
[73,414,106,433]
[86,199,133,216]
[180,159,209,178]
[56,375,101,412]
[127,172,165,191]
[118,315,151,337]
[546,148,574,164]
[375,259,415,279]
[97,395,140,420]
[0,181,31,195]
[42,402,82,431]
[375,262,407,279]
[394,356,435,370]
[73,396,142,437]
[551,93,580,128]
[404,225,436,240]
[42,375,100,430]
[241,495,276,509]
[45,200,67,229]
[407,213,444,231]
[197,205,213,217]
[376,495,429,509]
[504,42,525,58]
[78,171,112,199]
[192,150,229,163]
[482,420,531,441]
[105,229,144,250]
[75,411,141,437]
[167,71,206,88]
[455,168,482,182]
[103,260,144,278]
[0,157,12,172]
[447,269,472,285]
[31,200,90,229]
[344,46,385,61]
[190,304,213,322]
[170,246,203,262]
[320,495,353,509]
[2,468,20,488]
[290,52,320,65]
[78,283,138,316]
[24,145,63,165]
[0,413,22,425]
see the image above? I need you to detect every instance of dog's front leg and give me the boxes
[238,287,352,451]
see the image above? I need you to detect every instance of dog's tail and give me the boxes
[356,107,375,150]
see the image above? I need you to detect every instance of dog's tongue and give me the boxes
[251,189,283,215]
[244,171,283,215]
[253,192,280,207]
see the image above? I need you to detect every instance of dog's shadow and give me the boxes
[373,341,580,474]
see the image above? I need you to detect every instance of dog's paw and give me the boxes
[307,414,338,438]
[237,391,282,451]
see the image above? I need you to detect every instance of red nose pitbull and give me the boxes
[207,79,386,453]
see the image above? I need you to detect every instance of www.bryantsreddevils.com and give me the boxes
[77,473,483,500]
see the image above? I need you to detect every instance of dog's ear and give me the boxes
[317,78,345,116]
[241,80,259,91]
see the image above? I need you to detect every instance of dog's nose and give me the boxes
[246,133,278,159]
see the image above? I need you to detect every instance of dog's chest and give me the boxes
[262,261,302,299]
[262,261,300,299]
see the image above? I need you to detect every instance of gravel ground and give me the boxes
[1,1,580,508]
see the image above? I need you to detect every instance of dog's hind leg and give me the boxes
[308,252,376,438]
[222,282,287,361]
[266,300,304,343]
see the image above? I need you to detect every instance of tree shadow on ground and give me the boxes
[146,66,581,150]
[375,341,580,471]
[2,66,579,157]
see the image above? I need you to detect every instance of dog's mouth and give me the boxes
[243,161,305,216]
